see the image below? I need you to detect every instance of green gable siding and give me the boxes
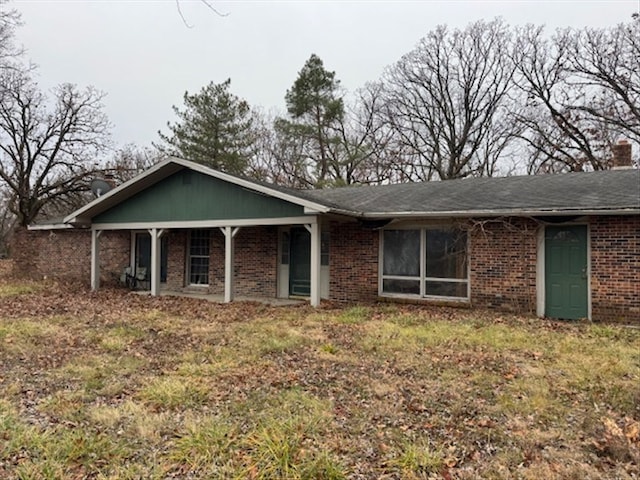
[93,170,305,223]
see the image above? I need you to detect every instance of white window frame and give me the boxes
[379,226,470,302]
[188,229,211,287]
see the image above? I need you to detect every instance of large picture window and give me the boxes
[381,227,468,300]
[189,229,210,285]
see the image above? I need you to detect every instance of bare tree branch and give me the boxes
[175,0,229,28]
[375,19,519,180]
[0,69,111,226]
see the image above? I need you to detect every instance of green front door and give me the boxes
[545,225,588,320]
[289,227,311,296]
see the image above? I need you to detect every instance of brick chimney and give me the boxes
[611,139,633,169]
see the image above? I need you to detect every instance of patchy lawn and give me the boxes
[0,272,638,479]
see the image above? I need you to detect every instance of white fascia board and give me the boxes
[360,208,640,218]
[27,223,75,231]
[91,215,318,231]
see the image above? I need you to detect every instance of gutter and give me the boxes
[27,223,75,231]
[354,208,640,219]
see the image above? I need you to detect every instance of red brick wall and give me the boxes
[11,227,129,286]
[590,216,640,322]
[11,215,639,323]
[166,230,186,291]
[165,227,277,298]
[234,227,278,297]
[468,218,539,314]
[328,221,379,303]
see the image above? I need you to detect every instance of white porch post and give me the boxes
[90,229,102,291]
[309,220,321,307]
[220,227,240,303]
[149,228,164,296]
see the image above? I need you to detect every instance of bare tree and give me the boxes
[251,111,316,188]
[0,186,15,257]
[513,20,639,173]
[0,0,22,68]
[568,21,640,144]
[335,82,410,185]
[0,69,111,226]
[103,144,162,183]
[376,19,518,180]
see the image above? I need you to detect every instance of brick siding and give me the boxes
[590,215,640,322]
[10,214,640,323]
[233,227,278,297]
[164,227,277,298]
[11,227,129,286]
[468,218,539,314]
[328,221,379,303]
[165,230,186,291]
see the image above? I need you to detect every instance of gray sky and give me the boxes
[12,0,640,150]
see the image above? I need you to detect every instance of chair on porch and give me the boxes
[135,267,148,290]
[120,266,134,289]
[121,266,148,290]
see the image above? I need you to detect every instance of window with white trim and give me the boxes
[189,229,210,285]
[381,227,468,300]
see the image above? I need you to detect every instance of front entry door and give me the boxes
[135,233,168,284]
[289,227,311,296]
[545,225,588,320]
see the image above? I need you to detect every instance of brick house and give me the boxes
[16,153,639,323]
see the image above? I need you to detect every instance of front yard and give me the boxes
[0,266,638,479]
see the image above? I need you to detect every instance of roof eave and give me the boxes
[359,208,640,219]
[27,223,75,231]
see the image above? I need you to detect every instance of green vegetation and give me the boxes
[0,277,638,478]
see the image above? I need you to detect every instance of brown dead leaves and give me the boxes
[594,416,640,464]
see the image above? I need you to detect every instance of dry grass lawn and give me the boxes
[0,263,638,479]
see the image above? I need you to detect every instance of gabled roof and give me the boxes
[62,158,639,227]
[300,169,640,218]
[63,157,335,226]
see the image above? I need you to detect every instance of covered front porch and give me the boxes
[89,217,326,306]
[59,158,339,307]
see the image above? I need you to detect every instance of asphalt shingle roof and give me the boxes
[297,169,640,217]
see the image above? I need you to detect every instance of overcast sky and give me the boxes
[12,0,640,150]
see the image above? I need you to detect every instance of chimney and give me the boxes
[611,139,633,169]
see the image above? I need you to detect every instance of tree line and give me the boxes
[0,1,638,256]
[158,17,638,187]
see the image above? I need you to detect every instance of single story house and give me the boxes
[15,152,639,323]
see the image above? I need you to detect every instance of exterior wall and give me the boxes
[468,218,539,314]
[165,230,186,291]
[234,227,278,297]
[590,215,640,322]
[328,221,379,303]
[11,215,639,323]
[99,231,131,285]
[11,227,129,286]
[166,227,277,298]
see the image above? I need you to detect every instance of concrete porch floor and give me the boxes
[133,289,305,306]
